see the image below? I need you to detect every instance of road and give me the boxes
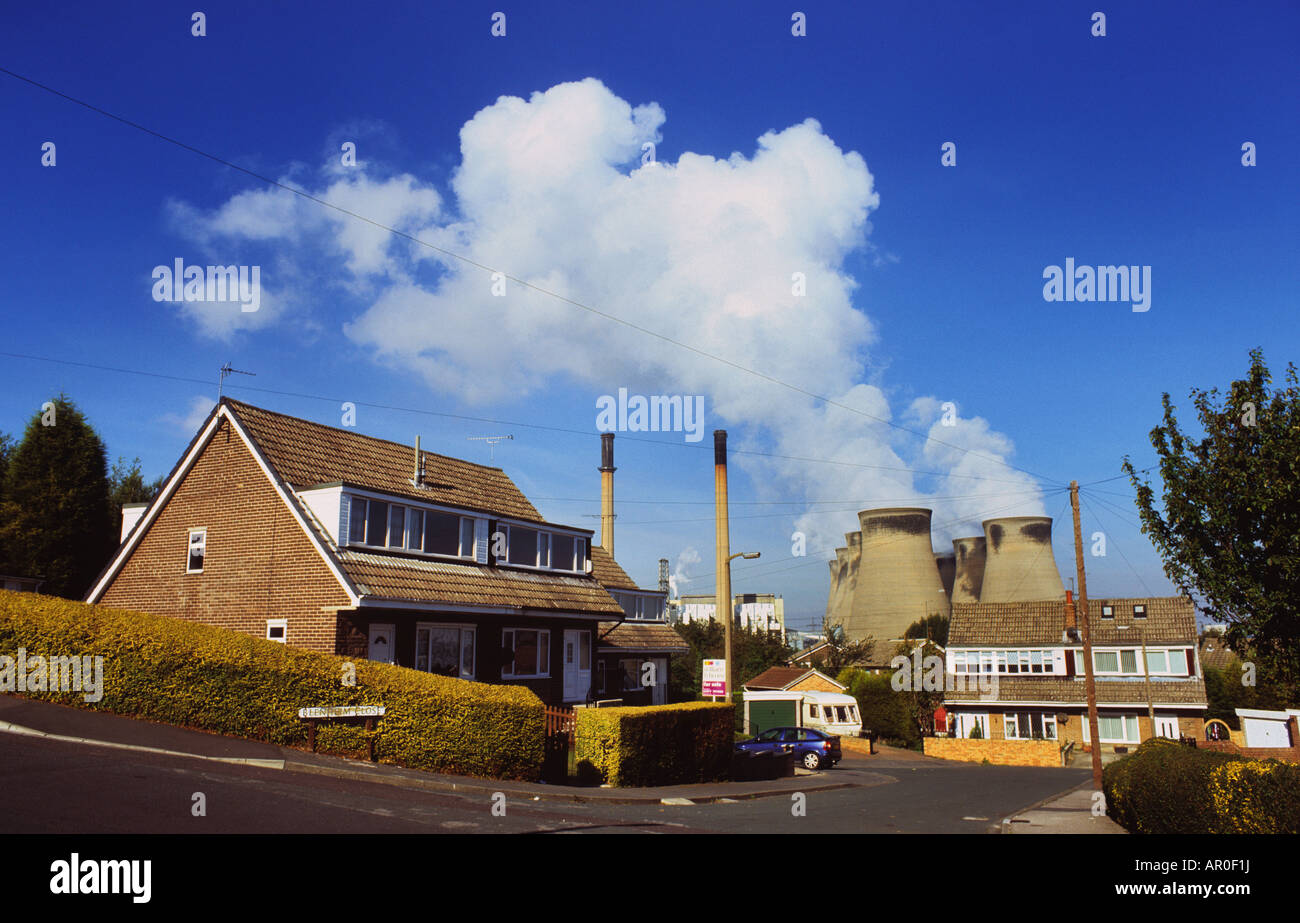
[0,731,1089,834]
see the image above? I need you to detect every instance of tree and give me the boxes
[818,617,875,674]
[0,396,115,598]
[1123,349,1300,700]
[669,618,794,703]
[108,456,165,514]
[903,613,949,646]
[0,430,13,573]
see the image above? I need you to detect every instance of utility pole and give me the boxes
[714,431,732,704]
[1071,480,1104,790]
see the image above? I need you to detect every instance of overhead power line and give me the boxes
[0,65,1065,488]
[0,349,1049,486]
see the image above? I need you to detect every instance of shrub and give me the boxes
[1102,737,1300,834]
[841,669,919,747]
[0,590,544,780]
[574,701,733,786]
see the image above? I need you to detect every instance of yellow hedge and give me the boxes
[574,701,733,786]
[0,590,544,780]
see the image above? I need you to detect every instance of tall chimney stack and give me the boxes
[599,432,616,558]
[714,430,732,699]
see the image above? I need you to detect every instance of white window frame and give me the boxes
[496,522,588,574]
[502,628,551,679]
[1003,711,1058,741]
[345,494,477,562]
[266,618,287,644]
[186,528,206,574]
[415,621,476,680]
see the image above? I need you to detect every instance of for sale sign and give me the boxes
[702,659,726,697]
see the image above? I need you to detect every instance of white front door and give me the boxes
[368,623,395,664]
[563,630,591,702]
[1154,715,1179,739]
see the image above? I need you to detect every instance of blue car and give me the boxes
[736,726,842,770]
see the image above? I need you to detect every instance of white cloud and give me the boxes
[160,395,215,435]
[166,77,1043,550]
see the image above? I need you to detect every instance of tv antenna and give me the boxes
[218,362,256,399]
[467,434,513,463]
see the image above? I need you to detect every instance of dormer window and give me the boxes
[347,495,476,559]
[1101,605,1114,619]
[495,523,587,573]
[1133,604,1147,619]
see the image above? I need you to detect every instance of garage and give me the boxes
[743,692,799,735]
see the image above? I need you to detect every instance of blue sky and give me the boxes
[2,1,1296,632]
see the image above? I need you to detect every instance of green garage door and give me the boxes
[749,699,798,736]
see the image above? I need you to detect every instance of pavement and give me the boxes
[0,695,868,805]
[1001,782,1126,834]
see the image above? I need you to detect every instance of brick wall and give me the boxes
[98,418,352,653]
[791,674,842,694]
[923,736,1062,767]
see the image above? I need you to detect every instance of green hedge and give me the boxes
[0,590,544,780]
[1103,737,1300,834]
[574,701,734,786]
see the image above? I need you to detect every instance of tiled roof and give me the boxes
[744,666,818,690]
[597,621,689,653]
[945,676,1208,707]
[1199,636,1238,672]
[950,597,1197,647]
[338,550,624,615]
[590,545,639,591]
[226,399,544,521]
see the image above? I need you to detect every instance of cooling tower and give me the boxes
[934,552,956,601]
[951,536,986,604]
[825,558,841,623]
[847,509,950,652]
[979,516,1066,602]
[833,533,861,626]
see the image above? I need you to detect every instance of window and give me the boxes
[415,624,475,679]
[1095,651,1120,673]
[506,527,539,566]
[366,500,389,546]
[423,510,460,556]
[1101,605,1114,619]
[552,533,574,571]
[406,508,424,551]
[1133,604,1147,619]
[1004,711,1058,740]
[348,497,367,543]
[808,703,820,718]
[503,628,550,678]
[619,658,643,691]
[537,532,551,568]
[346,496,476,559]
[1097,714,1140,743]
[1120,649,1138,673]
[385,504,405,548]
[266,619,286,643]
[187,529,206,573]
[1146,650,1168,674]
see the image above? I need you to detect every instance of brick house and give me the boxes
[942,593,1209,754]
[86,399,683,707]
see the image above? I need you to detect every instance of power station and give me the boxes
[825,507,1066,658]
